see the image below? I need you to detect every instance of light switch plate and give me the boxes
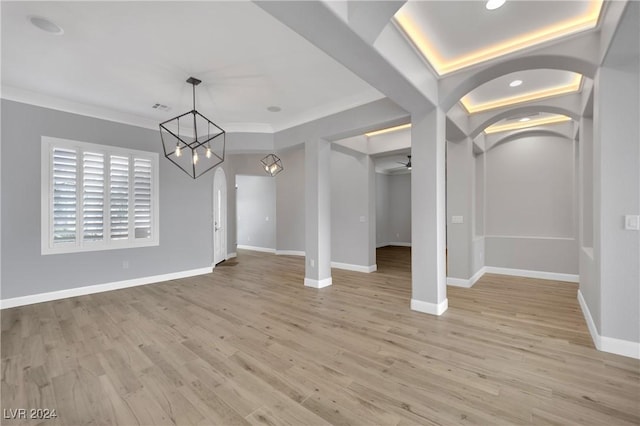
[625,215,640,230]
[451,215,464,224]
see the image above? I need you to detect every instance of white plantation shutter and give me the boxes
[42,137,158,254]
[82,152,105,242]
[109,155,129,240]
[52,148,78,244]
[134,157,152,239]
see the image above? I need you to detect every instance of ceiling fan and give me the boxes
[397,155,412,170]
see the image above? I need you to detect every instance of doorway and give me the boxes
[213,168,227,266]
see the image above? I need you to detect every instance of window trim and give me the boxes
[41,136,159,255]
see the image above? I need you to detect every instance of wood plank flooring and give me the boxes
[2,246,639,425]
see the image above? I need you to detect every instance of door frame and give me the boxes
[213,167,227,266]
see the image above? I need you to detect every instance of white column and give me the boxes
[411,108,448,315]
[304,139,332,288]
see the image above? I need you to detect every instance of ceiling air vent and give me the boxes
[152,103,171,111]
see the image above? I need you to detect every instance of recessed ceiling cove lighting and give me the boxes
[486,0,506,10]
[365,123,411,137]
[461,74,582,114]
[509,79,523,87]
[267,106,282,112]
[484,115,571,134]
[394,0,603,75]
[29,16,64,35]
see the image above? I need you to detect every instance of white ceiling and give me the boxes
[1,1,383,132]
[1,1,607,144]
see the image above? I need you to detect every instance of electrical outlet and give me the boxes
[359,216,366,223]
[625,215,640,230]
[452,216,464,224]
[122,260,129,269]
[310,259,315,267]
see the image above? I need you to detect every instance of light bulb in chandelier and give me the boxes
[206,145,212,159]
[175,143,182,157]
[193,150,199,165]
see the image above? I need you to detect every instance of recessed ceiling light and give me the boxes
[486,0,506,11]
[29,16,64,35]
[509,79,523,87]
[267,106,281,113]
[519,117,530,122]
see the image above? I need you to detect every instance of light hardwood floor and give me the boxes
[2,246,639,425]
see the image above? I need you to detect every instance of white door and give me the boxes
[213,168,227,266]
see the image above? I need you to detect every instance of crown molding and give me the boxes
[1,85,273,134]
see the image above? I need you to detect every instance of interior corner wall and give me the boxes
[484,134,578,274]
[375,173,390,247]
[275,144,305,253]
[236,175,276,250]
[1,100,213,300]
[330,147,373,267]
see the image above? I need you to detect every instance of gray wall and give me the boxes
[226,152,276,253]
[375,173,390,246]
[375,172,411,247]
[592,0,640,344]
[236,175,276,250]
[474,153,485,237]
[484,134,578,274]
[330,146,372,267]
[275,145,305,253]
[486,135,574,238]
[388,174,411,244]
[1,100,214,299]
[446,138,474,280]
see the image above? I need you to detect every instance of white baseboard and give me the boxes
[484,266,579,283]
[577,290,640,359]
[304,277,333,288]
[226,252,237,260]
[410,298,448,316]
[237,245,276,254]
[389,242,411,247]
[275,250,305,257]
[469,267,486,286]
[446,277,471,288]
[331,262,377,273]
[446,267,486,288]
[0,267,212,310]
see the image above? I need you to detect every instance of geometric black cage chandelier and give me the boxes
[160,77,225,179]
